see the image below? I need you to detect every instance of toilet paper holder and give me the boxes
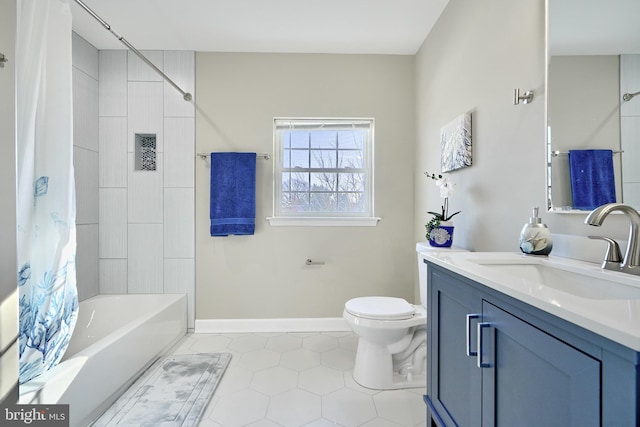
[305,258,325,266]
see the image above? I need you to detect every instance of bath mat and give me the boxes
[91,353,231,427]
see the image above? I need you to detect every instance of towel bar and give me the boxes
[552,150,623,157]
[197,152,270,160]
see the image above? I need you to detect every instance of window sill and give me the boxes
[266,217,381,227]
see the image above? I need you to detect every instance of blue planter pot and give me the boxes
[428,224,454,247]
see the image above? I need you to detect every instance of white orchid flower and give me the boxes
[436,177,456,198]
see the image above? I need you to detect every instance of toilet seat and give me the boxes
[345,297,415,321]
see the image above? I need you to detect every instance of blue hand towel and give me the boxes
[568,149,616,210]
[210,152,256,236]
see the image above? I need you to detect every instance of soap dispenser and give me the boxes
[519,207,553,255]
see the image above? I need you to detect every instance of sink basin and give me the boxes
[469,258,640,300]
[475,261,640,299]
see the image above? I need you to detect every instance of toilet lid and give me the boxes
[345,297,415,320]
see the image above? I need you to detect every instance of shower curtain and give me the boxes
[16,0,78,384]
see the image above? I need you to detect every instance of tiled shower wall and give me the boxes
[98,49,196,328]
[72,33,99,301]
[621,54,640,207]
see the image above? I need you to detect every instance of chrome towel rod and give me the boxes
[623,91,640,102]
[552,150,623,157]
[73,0,192,102]
[197,153,271,160]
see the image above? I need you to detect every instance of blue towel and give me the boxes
[568,149,616,210]
[210,152,256,236]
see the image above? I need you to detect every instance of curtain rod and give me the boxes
[73,0,192,102]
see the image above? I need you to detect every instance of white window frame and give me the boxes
[267,117,380,226]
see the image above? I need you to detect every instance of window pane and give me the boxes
[310,130,337,149]
[282,192,309,212]
[281,172,290,191]
[311,173,336,191]
[338,150,363,169]
[290,149,309,168]
[338,193,366,212]
[310,192,337,211]
[338,130,365,149]
[290,172,309,191]
[338,173,365,192]
[291,131,309,149]
[282,172,310,192]
[282,149,291,168]
[311,149,337,168]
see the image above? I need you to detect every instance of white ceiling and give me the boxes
[70,0,449,55]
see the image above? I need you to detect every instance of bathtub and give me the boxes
[19,293,187,427]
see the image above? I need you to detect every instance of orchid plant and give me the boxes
[424,172,461,241]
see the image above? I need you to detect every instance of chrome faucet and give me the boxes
[585,203,640,275]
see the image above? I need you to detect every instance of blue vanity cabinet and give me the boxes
[480,300,599,426]
[425,261,640,427]
[425,267,483,426]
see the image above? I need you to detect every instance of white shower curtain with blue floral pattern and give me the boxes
[16,0,78,384]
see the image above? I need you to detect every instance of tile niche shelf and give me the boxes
[135,133,157,171]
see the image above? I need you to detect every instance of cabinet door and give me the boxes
[480,301,601,427]
[428,269,483,427]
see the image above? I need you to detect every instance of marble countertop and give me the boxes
[421,251,640,352]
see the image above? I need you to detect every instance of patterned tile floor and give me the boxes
[169,332,427,427]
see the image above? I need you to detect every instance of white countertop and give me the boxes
[421,251,640,352]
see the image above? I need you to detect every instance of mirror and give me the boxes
[546,0,640,212]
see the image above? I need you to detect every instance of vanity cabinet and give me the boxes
[479,301,599,426]
[425,262,640,427]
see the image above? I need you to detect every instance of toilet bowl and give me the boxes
[343,297,426,389]
[343,242,466,390]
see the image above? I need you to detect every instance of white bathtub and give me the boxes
[19,293,187,427]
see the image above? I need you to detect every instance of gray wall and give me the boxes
[414,0,632,257]
[72,33,100,301]
[195,53,416,320]
[0,0,18,405]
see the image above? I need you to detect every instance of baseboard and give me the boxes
[195,317,349,333]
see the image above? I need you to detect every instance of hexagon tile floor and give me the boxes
[169,332,427,427]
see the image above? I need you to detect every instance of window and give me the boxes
[269,118,379,226]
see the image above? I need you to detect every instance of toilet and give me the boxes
[343,242,466,390]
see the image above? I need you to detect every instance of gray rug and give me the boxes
[92,353,231,427]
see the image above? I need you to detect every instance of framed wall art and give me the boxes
[440,112,472,172]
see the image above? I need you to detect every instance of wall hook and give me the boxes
[513,88,534,105]
[0,53,7,69]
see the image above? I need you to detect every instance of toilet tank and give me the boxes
[416,243,468,307]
